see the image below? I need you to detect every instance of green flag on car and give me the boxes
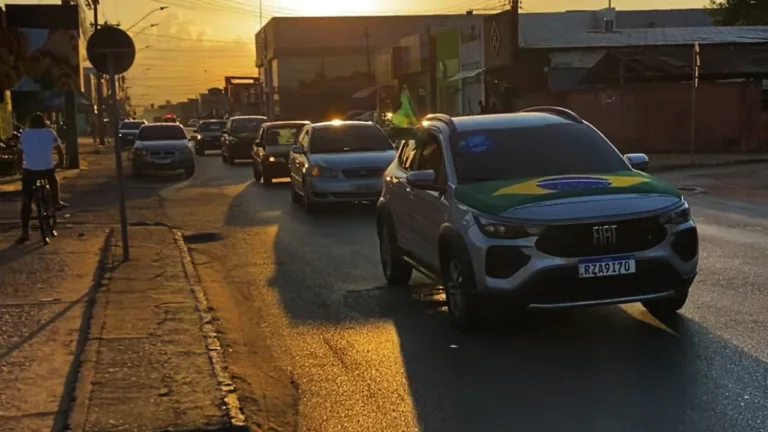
[391,88,419,127]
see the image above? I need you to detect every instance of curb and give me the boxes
[173,230,250,431]
[57,228,116,432]
[649,158,768,173]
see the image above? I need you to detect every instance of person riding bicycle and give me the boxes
[16,112,68,244]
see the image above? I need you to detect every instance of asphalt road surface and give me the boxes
[149,153,767,432]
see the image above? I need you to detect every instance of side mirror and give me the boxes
[406,170,441,192]
[291,145,305,154]
[625,153,649,171]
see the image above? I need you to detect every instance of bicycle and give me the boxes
[31,173,57,245]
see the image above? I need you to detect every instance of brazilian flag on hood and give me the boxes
[391,88,419,127]
[454,170,682,216]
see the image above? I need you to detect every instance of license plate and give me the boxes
[153,159,172,164]
[578,255,636,278]
[352,182,378,192]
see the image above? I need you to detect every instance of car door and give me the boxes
[222,119,232,152]
[290,127,310,190]
[388,138,418,252]
[407,129,450,271]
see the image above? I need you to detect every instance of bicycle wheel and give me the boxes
[43,185,57,237]
[35,185,50,244]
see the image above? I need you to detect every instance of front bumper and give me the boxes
[132,154,194,171]
[226,142,255,160]
[464,220,699,309]
[307,176,383,202]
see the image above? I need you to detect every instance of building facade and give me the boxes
[255,14,484,121]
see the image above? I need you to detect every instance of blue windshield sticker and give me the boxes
[458,135,492,153]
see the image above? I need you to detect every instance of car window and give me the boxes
[308,125,393,154]
[264,127,302,146]
[397,139,417,170]
[199,121,226,132]
[450,123,629,184]
[120,121,144,131]
[136,125,187,141]
[230,118,266,134]
[412,133,445,182]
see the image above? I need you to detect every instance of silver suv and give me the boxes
[376,107,698,329]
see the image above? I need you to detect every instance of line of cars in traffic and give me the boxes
[141,109,700,331]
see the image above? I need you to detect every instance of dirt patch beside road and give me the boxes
[660,163,768,205]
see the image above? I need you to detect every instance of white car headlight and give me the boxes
[473,213,542,239]
[310,165,338,178]
[659,202,691,225]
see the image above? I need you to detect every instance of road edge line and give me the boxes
[58,227,116,432]
[172,229,250,431]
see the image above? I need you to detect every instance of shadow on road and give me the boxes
[215,181,768,432]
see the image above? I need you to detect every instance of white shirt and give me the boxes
[19,128,59,171]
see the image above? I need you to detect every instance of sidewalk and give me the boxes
[69,226,244,431]
[0,226,111,432]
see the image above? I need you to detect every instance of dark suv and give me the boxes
[193,120,227,155]
[221,116,268,164]
[376,108,698,330]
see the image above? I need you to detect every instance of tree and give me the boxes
[708,0,768,25]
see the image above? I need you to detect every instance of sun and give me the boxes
[286,0,379,15]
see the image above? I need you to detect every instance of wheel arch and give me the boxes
[437,224,464,275]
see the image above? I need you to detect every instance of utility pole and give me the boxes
[427,25,437,113]
[93,0,106,146]
[690,42,700,165]
[364,27,372,77]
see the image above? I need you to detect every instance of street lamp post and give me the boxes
[125,6,169,32]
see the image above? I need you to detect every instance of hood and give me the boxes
[136,140,190,151]
[120,130,139,135]
[309,150,396,170]
[455,171,683,220]
[232,131,260,139]
[264,145,293,157]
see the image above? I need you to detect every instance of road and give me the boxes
[136,154,768,431]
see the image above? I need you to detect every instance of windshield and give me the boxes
[137,125,187,141]
[309,125,393,154]
[451,124,629,183]
[199,121,227,132]
[264,127,302,146]
[230,118,266,134]
[120,121,144,131]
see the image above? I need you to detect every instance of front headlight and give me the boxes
[473,214,541,239]
[310,165,338,178]
[659,202,691,225]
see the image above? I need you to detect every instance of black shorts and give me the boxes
[21,169,55,199]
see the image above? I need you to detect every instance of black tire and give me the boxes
[195,147,204,156]
[35,187,50,245]
[302,181,316,213]
[443,243,482,331]
[378,218,413,287]
[185,165,195,178]
[262,171,273,185]
[642,284,691,317]
[290,181,302,204]
[252,164,262,181]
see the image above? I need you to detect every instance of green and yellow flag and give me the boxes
[391,88,419,127]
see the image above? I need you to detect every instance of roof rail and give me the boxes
[423,113,457,132]
[519,106,583,123]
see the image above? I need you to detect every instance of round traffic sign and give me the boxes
[86,25,136,75]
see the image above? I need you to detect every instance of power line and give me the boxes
[131,32,252,44]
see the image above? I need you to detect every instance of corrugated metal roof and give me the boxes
[522,26,768,49]
[518,8,713,49]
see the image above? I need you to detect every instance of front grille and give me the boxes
[149,151,176,157]
[671,228,698,262]
[329,192,380,200]
[535,216,667,258]
[485,246,531,279]
[342,167,385,179]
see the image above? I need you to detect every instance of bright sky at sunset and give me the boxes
[4,0,708,108]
